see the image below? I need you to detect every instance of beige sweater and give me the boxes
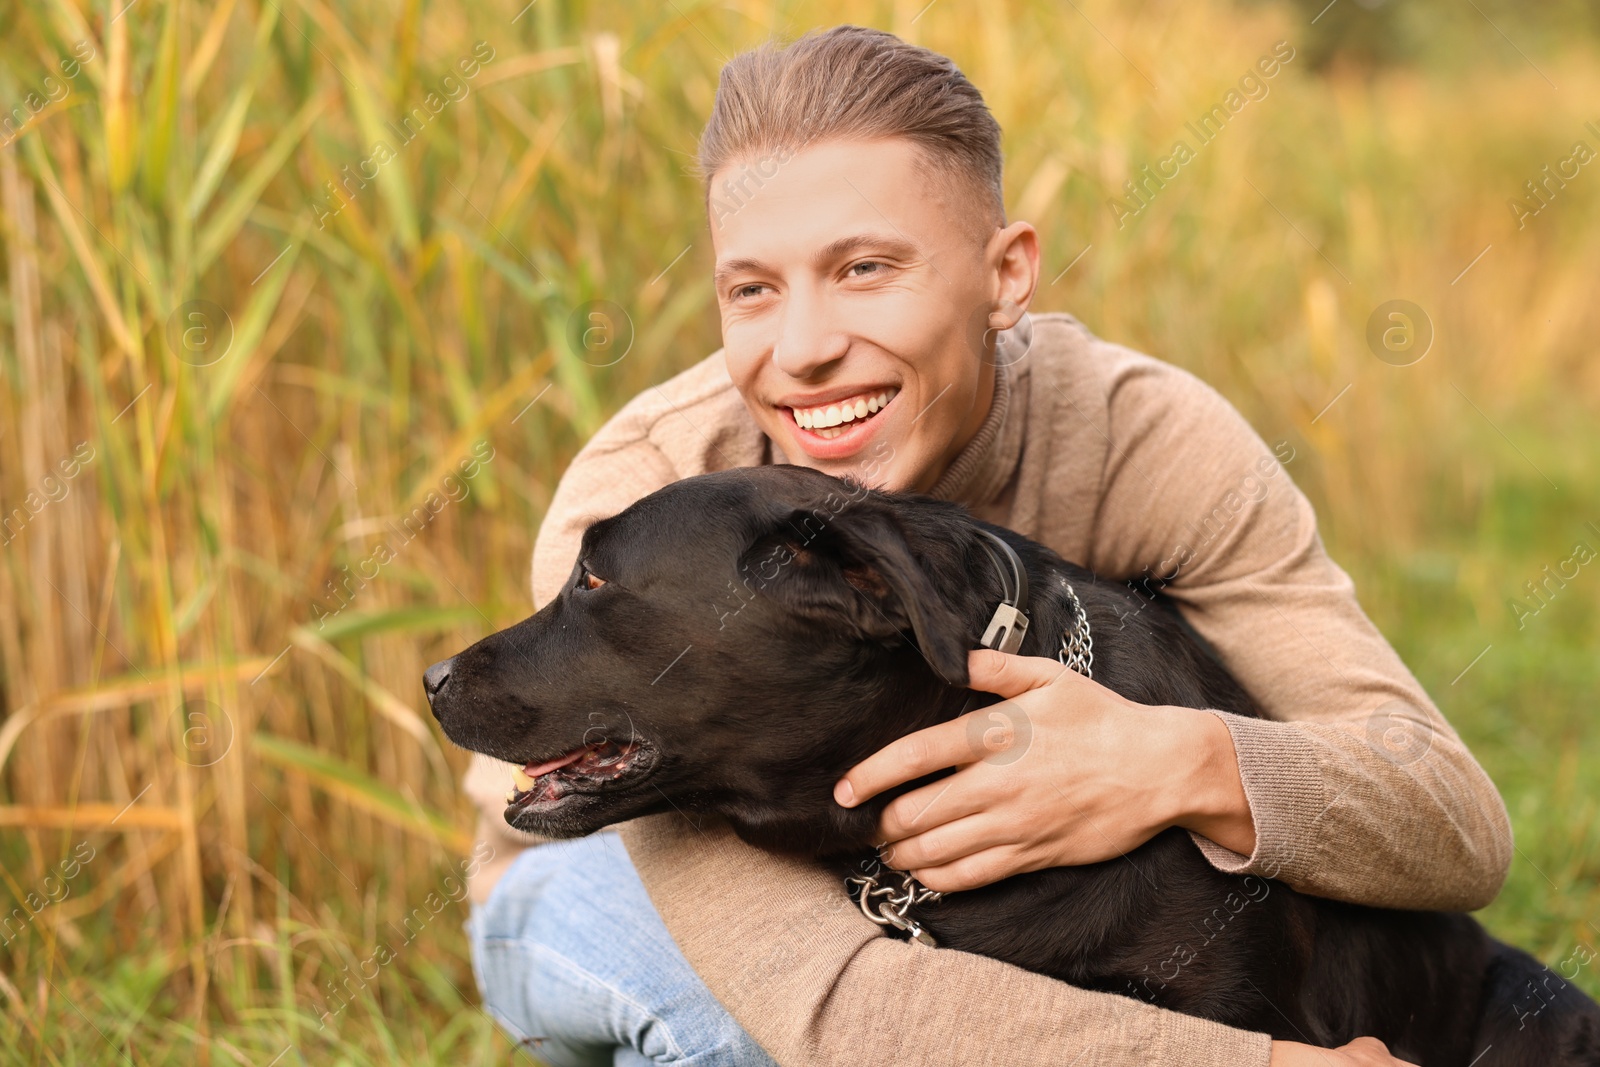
[462,312,1512,1065]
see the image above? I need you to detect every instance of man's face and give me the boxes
[710,137,1034,494]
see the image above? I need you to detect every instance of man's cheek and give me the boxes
[723,327,786,400]
[719,343,761,392]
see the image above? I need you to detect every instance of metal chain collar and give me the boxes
[1057,581,1094,679]
[845,852,944,947]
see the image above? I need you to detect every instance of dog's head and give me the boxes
[425,464,991,852]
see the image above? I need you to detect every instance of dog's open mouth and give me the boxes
[503,740,655,817]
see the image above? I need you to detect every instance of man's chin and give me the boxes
[772,429,922,489]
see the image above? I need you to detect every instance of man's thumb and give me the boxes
[965,648,1068,698]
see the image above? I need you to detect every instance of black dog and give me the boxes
[426,464,1599,1066]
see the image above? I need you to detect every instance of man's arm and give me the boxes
[1089,352,1512,911]
[620,813,1273,1066]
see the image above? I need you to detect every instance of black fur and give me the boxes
[427,464,1599,1065]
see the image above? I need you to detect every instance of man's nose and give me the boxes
[423,658,454,706]
[771,294,849,380]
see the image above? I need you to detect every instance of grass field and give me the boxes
[1,0,1597,1063]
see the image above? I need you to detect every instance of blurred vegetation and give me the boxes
[1274,0,1600,71]
[0,0,1596,1063]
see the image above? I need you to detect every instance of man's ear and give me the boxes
[739,503,971,687]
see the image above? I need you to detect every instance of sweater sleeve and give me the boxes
[1086,352,1512,912]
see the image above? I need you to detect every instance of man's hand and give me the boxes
[1271,1038,1418,1066]
[831,647,1257,893]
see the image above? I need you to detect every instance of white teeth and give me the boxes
[512,767,534,792]
[788,388,898,434]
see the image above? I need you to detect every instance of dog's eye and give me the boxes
[575,563,607,591]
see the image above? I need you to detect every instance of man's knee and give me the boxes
[466,834,776,1066]
[468,836,678,1057]
[472,833,651,949]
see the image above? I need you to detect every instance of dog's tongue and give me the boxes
[523,747,589,778]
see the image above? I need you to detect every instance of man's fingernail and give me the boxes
[834,780,855,806]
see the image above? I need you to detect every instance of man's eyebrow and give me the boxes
[712,232,924,289]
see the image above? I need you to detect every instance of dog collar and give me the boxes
[972,527,1031,654]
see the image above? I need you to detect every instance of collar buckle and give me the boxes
[980,602,1029,654]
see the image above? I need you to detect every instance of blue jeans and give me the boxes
[467,831,780,1066]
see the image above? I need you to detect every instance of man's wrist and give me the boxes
[1163,707,1257,855]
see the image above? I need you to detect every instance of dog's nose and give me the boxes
[423,658,454,705]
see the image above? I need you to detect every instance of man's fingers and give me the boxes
[834,718,974,807]
[905,844,1026,894]
[1339,1038,1414,1066]
[878,812,1017,870]
[834,650,1077,808]
[966,647,1073,699]
[877,780,991,844]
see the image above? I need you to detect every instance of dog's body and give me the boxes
[427,464,1599,1066]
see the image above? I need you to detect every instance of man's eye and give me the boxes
[848,261,886,277]
[576,564,607,591]
[734,283,767,299]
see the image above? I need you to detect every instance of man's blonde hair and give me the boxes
[696,25,1005,241]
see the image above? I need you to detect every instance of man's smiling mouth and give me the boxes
[788,387,899,439]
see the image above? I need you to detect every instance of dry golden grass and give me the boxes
[1,0,1596,1062]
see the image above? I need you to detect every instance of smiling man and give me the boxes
[460,25,1510,1067]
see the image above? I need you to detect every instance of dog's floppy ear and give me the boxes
[740,501,971,687]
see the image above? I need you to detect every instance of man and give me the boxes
[462,25,1510,1067]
